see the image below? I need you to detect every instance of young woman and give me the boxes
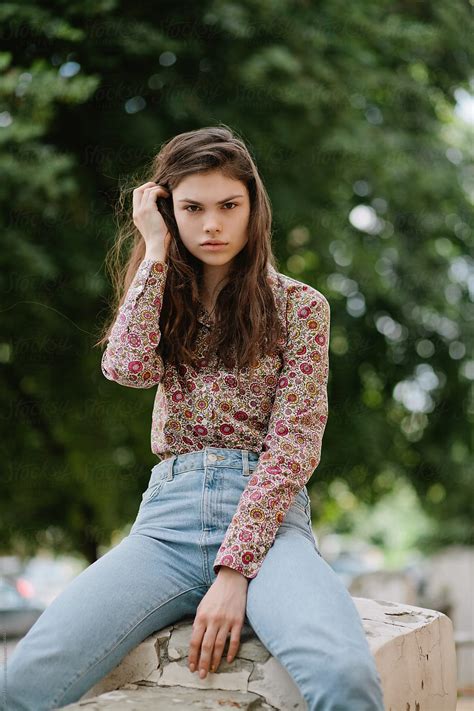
[3,126,385,710]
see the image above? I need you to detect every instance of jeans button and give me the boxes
[208,453,217,462]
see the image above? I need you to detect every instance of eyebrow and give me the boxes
[177,194,245,205]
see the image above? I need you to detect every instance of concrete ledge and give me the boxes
[63,597,457,710]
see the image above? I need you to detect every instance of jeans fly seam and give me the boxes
[199,465,212,586]
[53,584,209,708]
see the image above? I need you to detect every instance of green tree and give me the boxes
[1,0,472,563]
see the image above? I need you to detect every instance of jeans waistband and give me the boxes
[155,447,261,479]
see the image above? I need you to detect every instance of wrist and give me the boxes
[144,251,167,263]
[217,566,248,582]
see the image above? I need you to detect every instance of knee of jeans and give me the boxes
[1,655,62,711]
[315,656,383,705]
[336,655,379,681]
[1,673,38,711]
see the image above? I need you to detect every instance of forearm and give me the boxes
[101,258,168,388]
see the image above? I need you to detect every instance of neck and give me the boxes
[200,263,230,306]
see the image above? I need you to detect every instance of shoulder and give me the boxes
[271,268,330,320]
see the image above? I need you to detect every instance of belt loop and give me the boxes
[242,450,249,477]
[167,455,177,481]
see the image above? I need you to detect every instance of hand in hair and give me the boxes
[132,181,172,261]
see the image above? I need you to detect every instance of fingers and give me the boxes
[226,622,242,664]
[188,620,239,679]
[189,619,220,679]
[210,626,231,674]
[132,182,170,214]
[132,182,155,214]
[144,184,170,211]
[197,626,218,678]
[188,619,205,675]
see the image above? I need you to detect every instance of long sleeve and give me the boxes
[213,282,330,579]
[101,258,169,389]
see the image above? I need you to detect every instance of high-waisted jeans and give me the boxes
[1,447,385,710]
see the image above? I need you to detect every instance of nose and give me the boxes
[203,212,222,233]
[204,226,221,235]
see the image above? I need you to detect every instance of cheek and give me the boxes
[174,215,193,241]
[174,212,184,229]
[236,212,250,237]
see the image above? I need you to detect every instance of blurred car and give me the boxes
[0,553,86,608]
[0,576,45,638]
[20,555,85,606]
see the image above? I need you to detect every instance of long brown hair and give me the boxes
[95,124,285,371]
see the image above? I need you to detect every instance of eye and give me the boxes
[184,202,238,213]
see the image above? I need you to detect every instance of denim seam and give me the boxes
[200,530,213,586]
[199,465,212,586]
[53,583,209,708]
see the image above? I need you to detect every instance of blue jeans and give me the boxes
[1,447,385,710]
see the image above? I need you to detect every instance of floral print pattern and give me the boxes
[101,257,331,579]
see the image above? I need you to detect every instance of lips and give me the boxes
[201,241,227,245]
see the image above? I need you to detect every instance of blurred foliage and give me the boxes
[0,0,472,563]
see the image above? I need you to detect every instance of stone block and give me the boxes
[63,598,457,711]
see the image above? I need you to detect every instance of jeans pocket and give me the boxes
[141,468,169,504]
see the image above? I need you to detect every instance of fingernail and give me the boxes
[189,663,195,672]
[199,668,206,678]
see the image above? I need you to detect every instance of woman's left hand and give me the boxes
[188,567,249,678]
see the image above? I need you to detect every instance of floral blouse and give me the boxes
[101,257,330,579]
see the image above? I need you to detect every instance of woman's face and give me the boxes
[171,170,251,268]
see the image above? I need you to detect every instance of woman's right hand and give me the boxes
[132,182,172,261]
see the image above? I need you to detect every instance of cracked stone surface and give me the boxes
[66,685,275,710]
[63,597,457,711]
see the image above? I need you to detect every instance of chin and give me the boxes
[199,254,235,265]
